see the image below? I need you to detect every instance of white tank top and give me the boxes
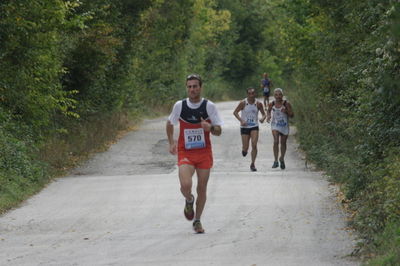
[271,101,289,135]
[240,98,259,128]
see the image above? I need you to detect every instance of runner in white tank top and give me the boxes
[240,98,260,128]
[233,87,266,171]
[267,88,294,170]
[271,102,289,135]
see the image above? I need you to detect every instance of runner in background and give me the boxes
[233,87,266,171]
[260,72,273,108]
[266,88,294,170]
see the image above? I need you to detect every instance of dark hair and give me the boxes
[186,74,202,87]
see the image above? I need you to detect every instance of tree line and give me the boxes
[272,0,400,263]
[1,0,399,263]
[0,0,280,210]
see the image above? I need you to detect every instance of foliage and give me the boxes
[0,0,79,137]
[0,0,254,213]
[365,221,400,266]
[267,0,400,263]
[217,0,283,90]
[1,1,399,264]
[0,109,48,212]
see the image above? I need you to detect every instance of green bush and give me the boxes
[270,0,400,263]
[0,111,48,213]
[0,0,251,213]
[366,221,400,265]
[354,150,400,238]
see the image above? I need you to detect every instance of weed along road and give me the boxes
[0,101,358,266]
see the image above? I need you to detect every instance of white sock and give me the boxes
[186,196,194,203]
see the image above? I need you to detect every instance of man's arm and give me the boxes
[210,125,222,136]
[266,102,273,123]
[200,118,222,136]
[233,101,246,126]
[205,101,223,136]
[166,120,177,155]
[258,102,267,123]
[166,101,182,155]
[284,102,294,118]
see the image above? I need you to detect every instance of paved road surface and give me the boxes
[0,101,358,265]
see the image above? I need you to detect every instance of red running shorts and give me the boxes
[177,151,213,169]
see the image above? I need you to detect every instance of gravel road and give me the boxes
[0,100,359,266]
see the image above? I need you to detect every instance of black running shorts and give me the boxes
[240,126,259,135]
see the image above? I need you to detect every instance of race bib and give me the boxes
[263,87,269,93]
[246,117,256,127]
[276,119,287,127]
[184,128,205,149]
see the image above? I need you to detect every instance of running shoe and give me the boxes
[280,160,286,170]
[193,220,205,234]
[272,161,279,168]
[250,163,257,172]
[184,195,194,221]
[242,151,248,157]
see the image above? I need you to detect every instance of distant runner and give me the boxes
[233,87,266,172]
[166,74,223,233]
[267,88,294,170]
[260,72,273,108]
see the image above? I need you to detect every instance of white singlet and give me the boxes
[271,103,289,135]
[168,98,223,126]
[240,98,259,128]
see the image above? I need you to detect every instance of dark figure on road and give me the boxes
[260,72,273,108]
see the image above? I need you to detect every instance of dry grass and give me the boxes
[38,111,140,176]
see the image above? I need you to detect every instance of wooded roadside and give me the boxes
[1,1,399,264]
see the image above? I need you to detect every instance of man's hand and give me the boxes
[169,140,177,155]
[201,118,222,136]
[201,117,212,131]
[166,120,177,155]
[240,119,247,127]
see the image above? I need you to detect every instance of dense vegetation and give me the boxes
[1,0,399,264]
[269,1,400,264]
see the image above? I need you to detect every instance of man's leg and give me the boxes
[194,168,210,220]
[271,130,280,168]
[250,129,259,165]
[241,133,250,156]
[272,130,280,162]
[179,164,195,201]
[279,134,288,161]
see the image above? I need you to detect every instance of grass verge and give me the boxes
[0,110,142,214]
